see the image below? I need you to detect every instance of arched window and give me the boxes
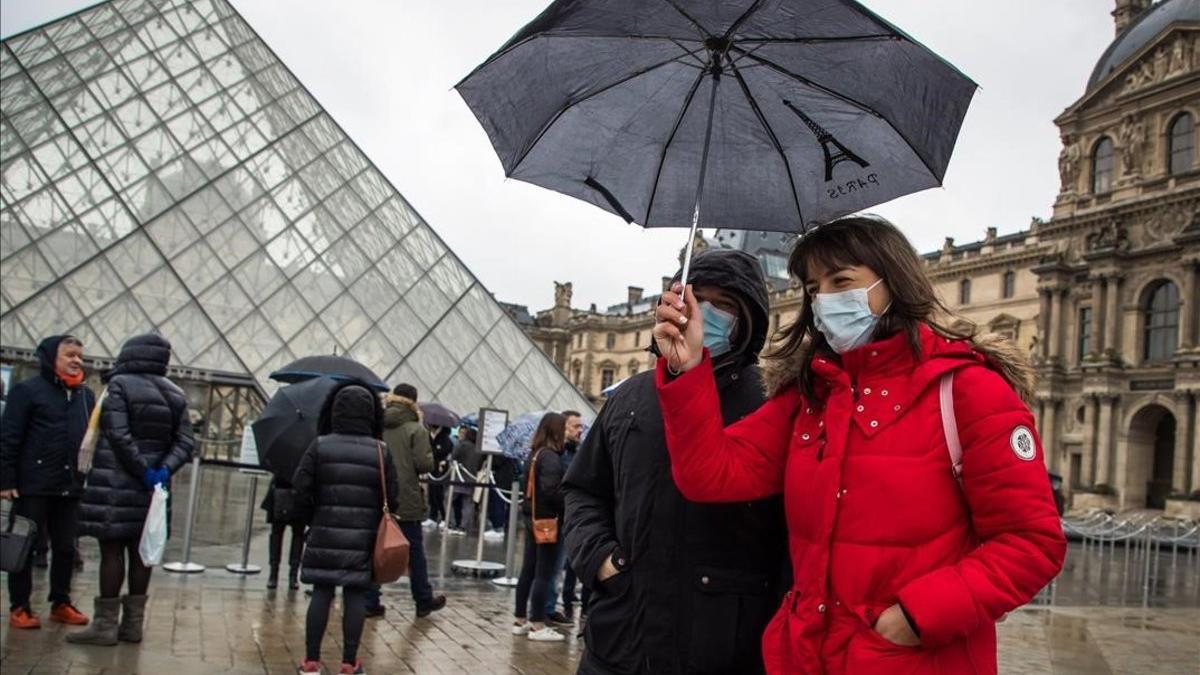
[959,278,971,305]
[1143,281,1179,361]
[1002,270,1016,299]
[1169,113,1194,175]
[1092,137,1114,194]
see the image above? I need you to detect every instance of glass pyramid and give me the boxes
[0,0,592,416]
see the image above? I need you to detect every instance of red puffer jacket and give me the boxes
[657,325,1065,674]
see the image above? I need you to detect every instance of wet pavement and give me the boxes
[2,465,1198,674]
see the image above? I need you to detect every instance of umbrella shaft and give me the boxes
[680,74,721,290]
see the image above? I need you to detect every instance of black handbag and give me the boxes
[272,488,312,524]
[1,508,37,574]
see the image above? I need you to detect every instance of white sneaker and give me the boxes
[449,528,467,536]
[527,626,565,642]
[421,519,436,528]
[511,621,530,636]
[483,529,504,540]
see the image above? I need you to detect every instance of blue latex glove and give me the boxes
[153,467,170,486]
[143,467,159,489]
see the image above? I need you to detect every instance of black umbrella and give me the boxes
[419,402,460,429]
[270,354,389,392]
[457,0,976,285]
[253,376,337,481]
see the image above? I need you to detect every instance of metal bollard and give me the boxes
[164,455,206,574]
[451,455,504,577]
[226,471,266,575]
[492,475,523,587]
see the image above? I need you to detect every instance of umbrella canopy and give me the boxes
[495,411,553,460]
[457,0,975,238]
[253,376,338,481]
[419,402,460,429]
[270,354,389,392]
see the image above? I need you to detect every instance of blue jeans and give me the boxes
[544,542,574,616]
[365,521,433,609]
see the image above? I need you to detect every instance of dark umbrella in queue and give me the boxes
[253,376,338,482]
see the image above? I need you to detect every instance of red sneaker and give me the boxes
[9,608,41,629]
[50,603,90,625]
[338,662,365,674]
[297,660,322,675]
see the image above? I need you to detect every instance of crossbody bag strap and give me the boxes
[527,449,540,516]
[939,371,963,484]
[376,440,390,514]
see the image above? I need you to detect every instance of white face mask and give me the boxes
[812,279,888,354]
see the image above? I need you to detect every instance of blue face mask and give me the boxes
[700,301,738,358]
[812,279,888,354]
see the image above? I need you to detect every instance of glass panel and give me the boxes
[429,255,473,302]
[159,301,219,365]
[241,196,289,244]
[8,31,58,68]
[57,167,115,216]
[79,198,137,248]
[193,337,245,374]
[401,225,445,270]
[143,81,190,121]
[513,352,564,404]
[179,187,232,234]
[301,116,341,153]
[325,142,368,182]
[1,155,48,204]
[61,255,126,317]
[188,137,236,177]
[404,276,451,328]
[28,57,82,98]
[145,208,199,259]
[122,174,173,220]
[271,176,315,221]
[131,124,185,169]
[348,327,401,384]
[9,102,67,148]
[87,67,136,109]
[31,133,88,181]
[106,231,160,286]
[293,204,340,254]
[134,14,182,51]
[63,48,114,91]
[487,318,532,370]
[0,120,26,164]
[260,283,314,341]
[274,129,319,170]
[322,185,369,228]
[321,294,371,349]
[221,117,267,159]
[1,246,56,306]
[547,382,592,416]
[171,239,225,294]
[383,362,429,404]
[492,377,542,418]
[80,5,127,40]
[84,293,151,349]
[163,109,214,150]
[44,18,93,55]
[349,214,395,263]
[406,336,458,392]
[12,285,84,343]
[198,275,252,330]
[120,53,169,91]
[37,222,98,271]
[187,27,232,63]
[298,156,340,201]
[290,319,339,358]
[101,28,149,66]
[157,155,206,200]
[97,145,150,189]
[456,284,502,333]
[292,258,343,312]
[13,186,72,240]
[347,267,394,321]
[351,171,390,210]
[231,249,285,298]
[437,371,489,418]
[0,73,44,118]
[265,227,316,276]
[459,342,512,400]
[245,147,289,190]
[0,209,32,260]
[0,310,37,352]
[375,298,427,357]
[322,236,370,282]
[432,308,482,360]
[132,265,189,323]
[376,245,423,295]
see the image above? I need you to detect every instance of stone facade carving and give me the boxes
[1118,114,1147,176]
[1058,135,1081,193]
[553,281,572,309]
[1086,219,1131,252]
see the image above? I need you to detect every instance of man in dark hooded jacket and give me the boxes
[563,249,789,675]
[0,335,95,629]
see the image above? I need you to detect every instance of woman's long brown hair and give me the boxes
[531,412,566,452]
[766,216,975,402]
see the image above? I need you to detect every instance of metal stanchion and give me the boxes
[452,455,505,577]
[225,470,268,574]
[164,456,206,574]
[493,474,523,587]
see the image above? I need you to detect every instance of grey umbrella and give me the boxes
[457,0,976,285]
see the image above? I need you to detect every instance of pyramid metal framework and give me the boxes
[0,0,592,415]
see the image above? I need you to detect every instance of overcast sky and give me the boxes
[2,1,1115,311]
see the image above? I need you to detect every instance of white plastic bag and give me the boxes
[138,485,169,566]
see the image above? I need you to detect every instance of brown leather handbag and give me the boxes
[527,448,558,544]
[372,441,409,583]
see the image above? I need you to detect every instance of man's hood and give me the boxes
[671,248,770,363]
[383,394,421,428]
[104,333,171,382]
[35,334,74,381]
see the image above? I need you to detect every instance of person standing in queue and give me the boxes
[652,217,1065,674]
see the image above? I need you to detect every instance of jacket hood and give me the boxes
[330,385,378,437]
[36,334,75,381]
[762,324,1036,403]
[670,248,770,363]
[383,394,421,428]
[104,333,171,382]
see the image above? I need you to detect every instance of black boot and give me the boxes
[267,565,279,590]
[288,567,300,591]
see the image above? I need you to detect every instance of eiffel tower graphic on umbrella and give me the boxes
[783,100,870,182]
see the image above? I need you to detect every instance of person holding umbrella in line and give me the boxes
[652,217,1065,674]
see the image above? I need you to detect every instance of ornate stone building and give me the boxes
[508,0,1199,514]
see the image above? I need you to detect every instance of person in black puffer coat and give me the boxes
[293,382,399,675]
[70,333,193,647]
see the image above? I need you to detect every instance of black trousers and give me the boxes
[514,523,561,622]
[427,484,446,522]
[306,584,367,664]
[7,496,79,610]
[268,523,304,569]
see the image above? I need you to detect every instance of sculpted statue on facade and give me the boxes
[554,281,573,309]
[1058,135,1081,193]
[1118,114,1146,176]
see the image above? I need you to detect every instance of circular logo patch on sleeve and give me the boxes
[1010,426,1036,461]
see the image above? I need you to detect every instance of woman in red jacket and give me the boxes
[652,217,1065,674]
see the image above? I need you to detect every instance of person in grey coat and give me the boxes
[69,333,193,647]
[292,382,399,675]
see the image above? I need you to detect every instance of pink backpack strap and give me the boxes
[939,371,963,483]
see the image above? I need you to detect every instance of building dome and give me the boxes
[1088,0,1199,90]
